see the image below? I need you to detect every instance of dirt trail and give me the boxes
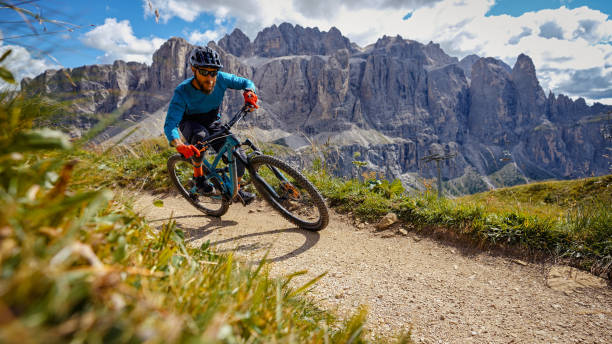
[133,193,611,344]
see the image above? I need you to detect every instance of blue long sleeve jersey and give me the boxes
[163,71,256,143]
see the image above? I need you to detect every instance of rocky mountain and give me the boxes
[219,22,355,57]
[21,23,612,194]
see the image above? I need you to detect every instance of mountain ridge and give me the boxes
[21,22,612,194]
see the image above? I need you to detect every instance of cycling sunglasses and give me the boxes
[196,68,218,77]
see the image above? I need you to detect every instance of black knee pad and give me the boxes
[191,132,208,145]
[235,149,247,177]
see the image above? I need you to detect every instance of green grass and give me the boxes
[1,89,414,343]
[71,137,173,192]
[0,170,375,342]
[305,166,611,278]
[444,168,490,195]
[487,163,529,189]
[461,175,611,210]
[94,137,610,278]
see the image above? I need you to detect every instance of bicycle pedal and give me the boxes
[233,193,246,206]
[233,192,255,206]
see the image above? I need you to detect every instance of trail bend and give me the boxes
[133,193,611,344]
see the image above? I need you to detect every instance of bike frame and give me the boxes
[196,134,241,200]
[187,106,294,203]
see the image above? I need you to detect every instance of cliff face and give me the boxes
[22,23,612,191]
[219,24,354,58]
[22,60,148,114]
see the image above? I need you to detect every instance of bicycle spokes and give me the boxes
[168,155,229,216]
[249,155,329,231]
[254,164,315,213]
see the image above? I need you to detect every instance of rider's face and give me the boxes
[192,66,218,94]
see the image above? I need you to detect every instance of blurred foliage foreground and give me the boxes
[0,76,413,342]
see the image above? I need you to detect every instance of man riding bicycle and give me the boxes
[163,45,259,205]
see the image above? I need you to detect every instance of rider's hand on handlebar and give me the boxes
[176,144,200,159]
[243,90,258,112]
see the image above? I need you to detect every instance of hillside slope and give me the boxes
[133,193,612,343]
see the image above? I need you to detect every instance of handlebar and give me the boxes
[197,105,250,146]
[226,105,250,128]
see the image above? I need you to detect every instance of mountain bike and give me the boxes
[167,106,329,231]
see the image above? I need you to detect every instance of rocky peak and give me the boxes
[148,36,192,92]
[424,41,458,66]
[468,57,517,145]
[511,53,546,125]
[546,91,597,123]
[511,53,542,93]
[372,35,406,50]
[21,59,149,121]
[369,36,455,66]
[457,54,480,79]
[371,35,428,64]
[218,28,253,57]
[322,26,351,55]
[472,57,512,80]
[512,54,536,77]
[252,22,353,57]
[154,36,190,56]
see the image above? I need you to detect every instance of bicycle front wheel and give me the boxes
[167,154,230,217]
[248,155,329,231]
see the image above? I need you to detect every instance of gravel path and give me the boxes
[133,193,611,343]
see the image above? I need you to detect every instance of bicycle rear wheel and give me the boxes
[248,155,329,231]
[167,154,230,217]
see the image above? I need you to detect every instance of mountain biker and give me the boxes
[163,45,259,205]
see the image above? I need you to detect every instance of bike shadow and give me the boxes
[185,223,319,263]
[148,214,205,222]
[146,215,320,263]
[147,214,238,227]
[209,228,320,263]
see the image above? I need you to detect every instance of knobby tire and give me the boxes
[167,154,230,217]
[248,155,329,231]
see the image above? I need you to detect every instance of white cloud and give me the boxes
[143,0,440,45]
[188,29,223,45]
[0,45,60,90]
[143,0,612,104]
[81,18,165,64]
[401,2,612,103]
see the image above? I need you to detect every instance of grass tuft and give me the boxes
[1,88,414,343]
[305,167,611,278]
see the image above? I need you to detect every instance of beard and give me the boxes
[194,78,215,94]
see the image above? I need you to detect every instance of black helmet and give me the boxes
[189,46,223,69]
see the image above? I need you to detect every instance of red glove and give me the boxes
[176,144,200,159]
[243,90,258,111]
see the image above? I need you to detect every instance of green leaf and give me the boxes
[282,270,307,288]
[157,246,177,268]
[289,271,327,297]
[390,179,405,196]
[0,67,15,84]
[113,235,127,262]
[152,199,164,207]
[13,128,72,151]
[0,49,12,62]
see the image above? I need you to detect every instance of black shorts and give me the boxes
[179,116,247,177]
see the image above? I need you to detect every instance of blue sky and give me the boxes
[487,0,610,17]
[1,0,611,104]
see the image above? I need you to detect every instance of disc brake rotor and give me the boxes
[280,181,301,201]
